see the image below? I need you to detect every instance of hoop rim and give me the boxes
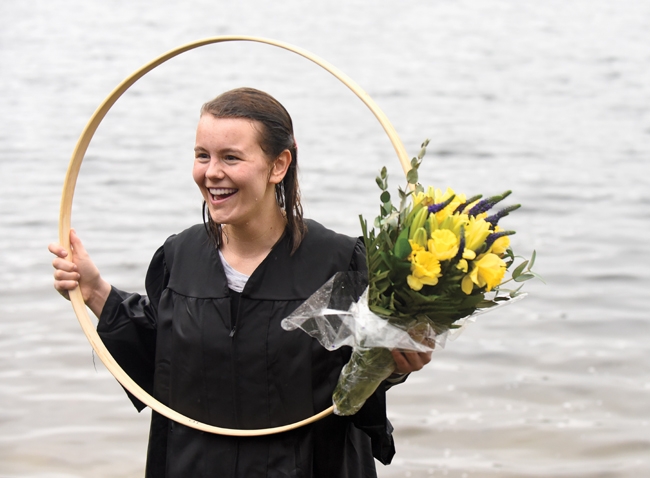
[59,35,411,437]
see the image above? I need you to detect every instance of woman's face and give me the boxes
[193,115,287,228]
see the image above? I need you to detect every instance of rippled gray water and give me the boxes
[1,1,649,476]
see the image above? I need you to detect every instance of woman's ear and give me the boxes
[269,149,292,184]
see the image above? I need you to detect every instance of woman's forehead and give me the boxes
[196,116,263,146]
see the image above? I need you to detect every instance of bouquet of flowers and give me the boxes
[283,140,539,415]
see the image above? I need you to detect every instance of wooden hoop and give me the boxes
[59,36,410,436]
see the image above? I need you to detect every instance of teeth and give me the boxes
[209,188,237,196]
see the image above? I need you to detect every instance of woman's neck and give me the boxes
[219,207,286,276]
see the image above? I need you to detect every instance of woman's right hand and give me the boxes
[48,229,111,318]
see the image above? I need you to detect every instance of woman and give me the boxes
[49,88,431,477]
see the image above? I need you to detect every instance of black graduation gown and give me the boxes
[97,220,396,477]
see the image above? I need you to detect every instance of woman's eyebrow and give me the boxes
[194,146,245,155]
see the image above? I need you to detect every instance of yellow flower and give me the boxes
[464,217,491,252]
[490,235,510,255]
[406,274,423,291]
[468,253,506,291]
[412,187,435,208]
[427,211,439,232]
[411,226,428,248]
[412,192,425,207]
[432,188,467,223]
[462,249,476,260]
[407,239,425,260]
[488,226,510,255]
[456,259,468,273]
[428,229,459,261]
[407,250,441,291]
[436,212,469,238]
[461,273,474,294]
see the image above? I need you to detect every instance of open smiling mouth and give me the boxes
[209,188,238,200]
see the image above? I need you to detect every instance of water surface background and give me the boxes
[1,1,649,476]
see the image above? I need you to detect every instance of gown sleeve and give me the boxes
[97,245,167,411]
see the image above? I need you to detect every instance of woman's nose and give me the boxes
[206,159,225,179]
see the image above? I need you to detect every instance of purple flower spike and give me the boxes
[468,190,512,217]
[428,194,456,214]
[453,194,482,215]
[453,228,466,262]
[485,230,516,248]
[485,204,521,226]
[468,198,494,216]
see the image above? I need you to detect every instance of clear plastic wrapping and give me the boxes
[282,272,437,415]
[282,272,526,415]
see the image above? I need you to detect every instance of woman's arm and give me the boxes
[50,231,163,410]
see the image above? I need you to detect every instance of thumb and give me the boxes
[69,229,88,257]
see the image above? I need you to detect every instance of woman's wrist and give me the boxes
[85,279,112,319]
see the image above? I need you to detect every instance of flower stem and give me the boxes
[332,347,396,416]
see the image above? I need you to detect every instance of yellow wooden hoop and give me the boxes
[59,36,411,437]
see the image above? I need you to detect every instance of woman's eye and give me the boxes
[195,152,210,161]
[224,155,239,161]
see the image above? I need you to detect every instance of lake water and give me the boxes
[1,1,649,476]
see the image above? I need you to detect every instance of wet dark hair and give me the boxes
[200,87,306,254]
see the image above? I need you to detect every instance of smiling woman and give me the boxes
[47,37,433,478]
[49,86,432,478]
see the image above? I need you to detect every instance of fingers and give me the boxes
[391,349,432,374]
[48,233,80,299]
[48,242,69,259]
[53,263,80,282]
[51,246,77,275]
[52,256,80,298]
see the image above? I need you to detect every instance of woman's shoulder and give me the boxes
[301,219,358,252]
[163,223,208,247]
[158,224,228,298]
[290,219,360,278]
[242,220,361,300]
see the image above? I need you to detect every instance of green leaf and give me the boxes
[359,215,368,236]
[380,191,391,203]
[378,231,394,250]
[375,176,384,190]
[529,250,536,270]
[513,273,535,282]
[406,168,418,184]
[476,300,498,308]
[394,238,411,260]
[529,271,546,284]
[369,304,395,316]
[512,260,529,278]
[509,284,524,298]
[394,227,412,259]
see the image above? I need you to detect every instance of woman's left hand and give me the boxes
[390,349,432,374]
